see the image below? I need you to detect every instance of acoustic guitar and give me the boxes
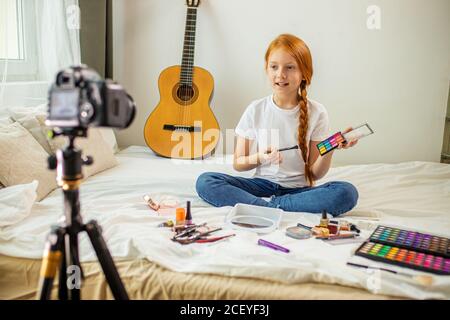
[143,0,220,159]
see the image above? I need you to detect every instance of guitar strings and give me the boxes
[187,7,193,156]
[182,7,196,131]
[185,7,196,157]
[179,5,197,157]
[181,8,186,129]
[187,7,196,131]
[182,8,188,129]
[184,8,188,129]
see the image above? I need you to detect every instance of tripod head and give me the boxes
[47,128,93,191]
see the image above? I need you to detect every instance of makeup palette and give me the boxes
[355,241,450,275]
[369,226,450,258]
[355,226,450,275]
[317,132,346,156]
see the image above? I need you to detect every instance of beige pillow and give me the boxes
[42,121,118,179]
[10,105,119,155]
[0,115,10,192]
[98,128,119,154]
[0,122,58,201]
[8,104,53,154]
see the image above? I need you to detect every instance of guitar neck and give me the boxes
[180,7,197,86]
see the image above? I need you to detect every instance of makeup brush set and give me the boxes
[171,223,235,245]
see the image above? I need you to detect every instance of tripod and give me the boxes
[37,132,129,300]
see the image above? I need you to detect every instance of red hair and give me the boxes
[265,34,314,186]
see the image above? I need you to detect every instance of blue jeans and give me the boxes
[195,172,359,217]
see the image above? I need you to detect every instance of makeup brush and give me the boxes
[278,145,299,152]
[346,262,433,286]
[263,145,299,154]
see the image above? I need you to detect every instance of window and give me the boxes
[0,0,38,81]
[0,0,24,60]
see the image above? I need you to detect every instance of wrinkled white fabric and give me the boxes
[0,180,38,227]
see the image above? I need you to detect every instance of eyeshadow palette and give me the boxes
[369,226,450,258]
[317,132,345,156]
[355,241,450,275]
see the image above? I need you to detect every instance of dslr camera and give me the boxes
[46,65,135,131]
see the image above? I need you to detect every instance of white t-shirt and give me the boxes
[235,95,330,188]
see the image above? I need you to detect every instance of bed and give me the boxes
[1,140,450,299]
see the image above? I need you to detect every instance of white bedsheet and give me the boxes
[1,146,449,299]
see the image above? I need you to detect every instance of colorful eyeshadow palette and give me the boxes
[370,226,450,258]
[355,241,450,275]
[317,132,346,156]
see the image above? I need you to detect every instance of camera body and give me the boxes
[46,65,135,130]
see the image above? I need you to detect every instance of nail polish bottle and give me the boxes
[185,201,193,225]
[320,210,329,228]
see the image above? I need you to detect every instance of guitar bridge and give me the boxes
[163,124,201,132]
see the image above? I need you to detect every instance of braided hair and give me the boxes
[265,34,314,186]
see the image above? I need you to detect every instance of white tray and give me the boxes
[225,203,283,234]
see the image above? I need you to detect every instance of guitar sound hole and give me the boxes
[176,84,195,102]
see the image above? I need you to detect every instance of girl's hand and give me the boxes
[258,147,282,165]
[338,127,358,149]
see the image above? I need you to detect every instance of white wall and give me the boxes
[113,0,450,165]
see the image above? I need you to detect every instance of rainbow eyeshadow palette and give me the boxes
[355,226,450,275]
[369,226,450,258]
[355,241,450,275]
[317,132,345,156]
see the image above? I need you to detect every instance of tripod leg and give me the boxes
[65,232,82,300]
[57,233,84,300]
[85,220,129,300]
[62,187,86,300]
[37,226,65,300]
[58,235,68,300]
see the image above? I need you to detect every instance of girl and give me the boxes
[196,34,359,217]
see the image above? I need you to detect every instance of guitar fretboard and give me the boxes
[180,7,197,85]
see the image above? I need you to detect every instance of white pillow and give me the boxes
[0,180,38,227]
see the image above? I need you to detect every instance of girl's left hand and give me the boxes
[338,127,358,149]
